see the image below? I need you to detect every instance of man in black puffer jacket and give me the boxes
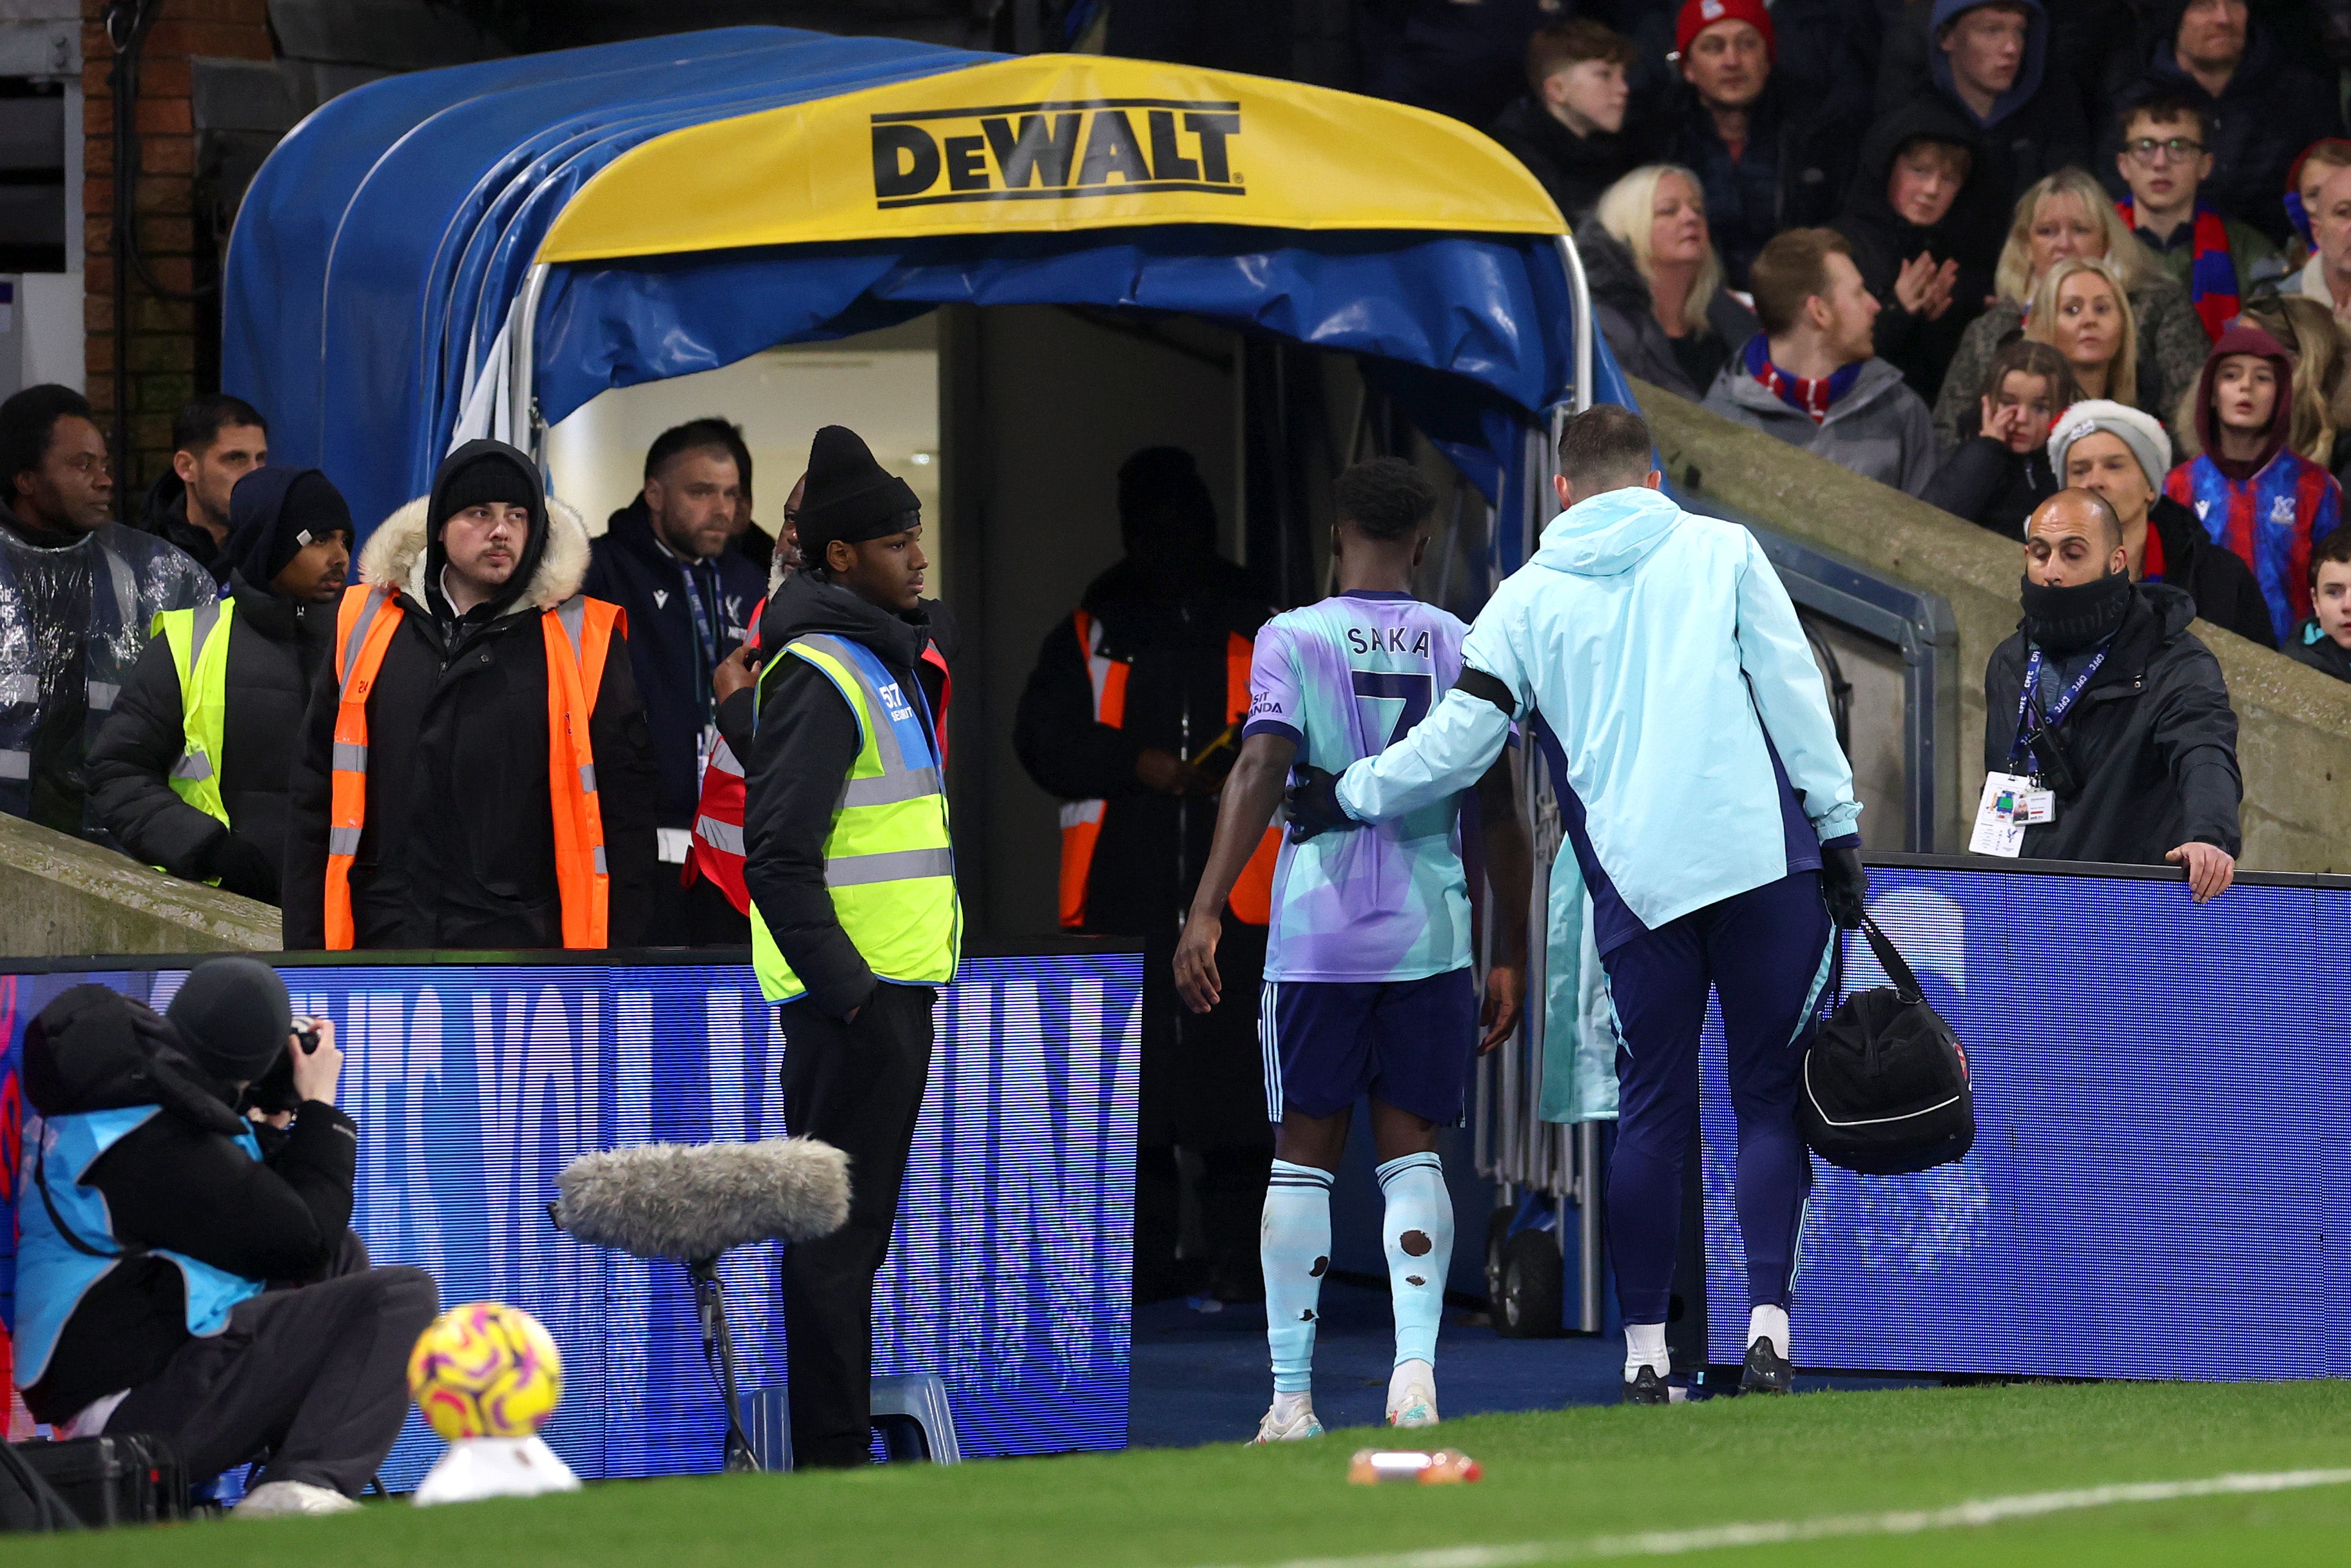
[13,959,437,1516]
[88,468,350,903]
[1984,489,2241,898]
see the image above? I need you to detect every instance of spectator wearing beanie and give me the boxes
[2097,0,2343,246]
[88,468,354,901]
[1703,226,1939,495]
[1489,20,1646,224]
[1578,163,1760,400]
[2163,322,2344,643]
[1659,0,1861,290]
[282,440,657,950]
[2051,397,2277,646]
[2285,527,2351,679]
[1831,100,1991,402]
[1923,340,2076,539]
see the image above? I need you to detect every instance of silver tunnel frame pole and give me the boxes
[507,262,553,470]
[1558,231,1603,1335]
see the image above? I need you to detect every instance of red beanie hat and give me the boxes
[1675,0,1775,60]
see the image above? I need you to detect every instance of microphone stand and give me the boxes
[685,1257,760,1473]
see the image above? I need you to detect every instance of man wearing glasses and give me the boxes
[2113,92,2280,341]
[0,383,215,841]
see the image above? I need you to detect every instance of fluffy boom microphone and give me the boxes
[550,1139,851,1261]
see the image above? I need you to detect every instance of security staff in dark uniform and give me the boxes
[1013,447,1277,1302]
[742,426,958,1469]
[89,468,352,902]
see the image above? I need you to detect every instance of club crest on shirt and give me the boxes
[2270,495,2296,526]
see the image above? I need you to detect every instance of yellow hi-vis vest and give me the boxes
[750,632,960,1005]
[151,602,236,883]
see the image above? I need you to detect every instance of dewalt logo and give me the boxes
[869,98,1244,209]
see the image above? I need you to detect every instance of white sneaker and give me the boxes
[1250,1401,1326,1443]
[237,1480,361,1518]
[1387,1360,1438,1428]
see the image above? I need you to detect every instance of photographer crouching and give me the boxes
[12,958,437,1518]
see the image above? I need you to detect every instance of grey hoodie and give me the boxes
[1702,354,1939,496]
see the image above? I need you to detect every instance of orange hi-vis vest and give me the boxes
[1057,609,1279,930]
[324,583,621,951]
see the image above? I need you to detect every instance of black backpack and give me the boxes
[1798,916,1974,1175]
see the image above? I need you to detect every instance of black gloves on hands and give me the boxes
[206,832,281,904]
[1284,765,1360,843]
[1820,842,1868,930]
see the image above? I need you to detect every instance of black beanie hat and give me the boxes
[797,425,919,560]
[434,449,539,526]
[165,957,291,1084]
[226,467,351,588]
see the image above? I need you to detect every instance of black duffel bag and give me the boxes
[1799,915,1973,1175]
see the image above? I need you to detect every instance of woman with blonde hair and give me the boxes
[1932,168,2208,452]
[1574,164,1758,400]
[2024,258,2149,411]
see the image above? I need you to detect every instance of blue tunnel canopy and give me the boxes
[224,28,1633,551]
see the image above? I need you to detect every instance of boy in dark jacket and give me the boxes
[1488,19,1645,222]
[88,468,350,902]
[2286,525,2351,679]
[1832,101,1990,401]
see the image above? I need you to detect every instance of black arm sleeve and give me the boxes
[741,659,873,1018]
[1012,615,1139,800]
[278,643,342,949]
[1920,438,2015,528]
[88,1103,358,1283]
[85,635,228,879]
[2154,645,2244,855]
[1455,666,1517,717]
[713,687,756,762]
[590,630,661,949]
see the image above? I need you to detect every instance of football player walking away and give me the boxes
[1175,458,1529,1441]
[1288,405,1868,1404]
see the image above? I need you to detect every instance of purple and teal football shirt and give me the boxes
[1243,590,1475,983]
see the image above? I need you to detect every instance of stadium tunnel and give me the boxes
[220,30,1943,1339]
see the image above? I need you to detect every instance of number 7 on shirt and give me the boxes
[1351,670,1435,748]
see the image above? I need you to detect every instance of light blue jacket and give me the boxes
[1335,486,1860,1116]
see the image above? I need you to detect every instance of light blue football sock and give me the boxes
[1378,1152,1454,1370]
[1263,1160,1334,1395]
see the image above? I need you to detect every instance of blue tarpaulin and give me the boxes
[223,27,1632,548]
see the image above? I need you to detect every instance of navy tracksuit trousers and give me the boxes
[1602,869,1831,1325]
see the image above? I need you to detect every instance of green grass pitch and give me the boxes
[17,1380,2351,1567]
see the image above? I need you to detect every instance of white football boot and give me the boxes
[1386,1360,1439,1428]
[1250,1393,1326,1443]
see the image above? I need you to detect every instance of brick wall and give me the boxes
[82,0,273,498]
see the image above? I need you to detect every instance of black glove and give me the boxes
[1820,842,1868,930]
[1284,765,1360,843]
[205,832,281,904]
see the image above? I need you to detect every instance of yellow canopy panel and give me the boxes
[536,54,1566,264]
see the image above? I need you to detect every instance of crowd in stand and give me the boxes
[1483,0,2351,668]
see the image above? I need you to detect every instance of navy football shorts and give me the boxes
[1259,966,1479,1125]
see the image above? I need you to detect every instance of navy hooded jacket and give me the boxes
[1913,0,2091,208]
[581,498,765,831]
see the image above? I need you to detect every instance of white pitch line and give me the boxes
[1205,1467,2351,1568]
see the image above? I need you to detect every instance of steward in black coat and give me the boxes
[88,467,348,902]
[1984,578,2241,864]
[282,443,657,949]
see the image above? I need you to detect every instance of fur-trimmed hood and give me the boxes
[358,484,591,616]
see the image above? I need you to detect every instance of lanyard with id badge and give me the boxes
[1971,645,2104,857]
